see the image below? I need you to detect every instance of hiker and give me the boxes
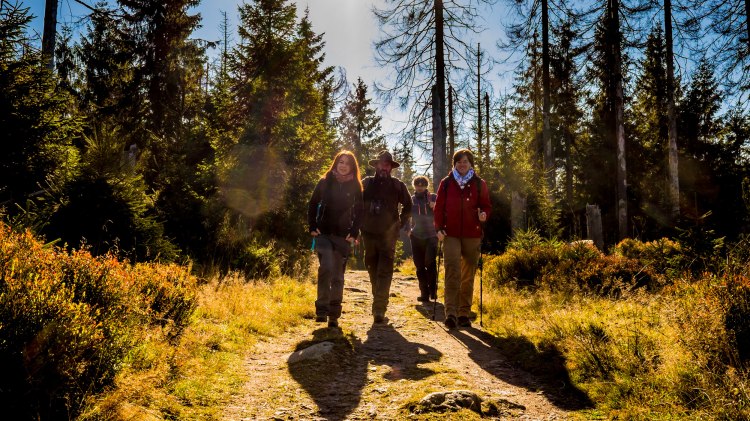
[408,175,438,303]
[308,151,364,328]
[361,150,412,323]
[434,149,491,329]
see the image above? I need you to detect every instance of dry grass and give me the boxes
[476,275,750,419]
[79,272,316,420]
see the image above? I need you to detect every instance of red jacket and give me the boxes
[433,174,491,238]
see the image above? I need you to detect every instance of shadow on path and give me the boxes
[362,322,442,381]
[449,327,593,411]
[414,301,445,322]
[288,327,367,421]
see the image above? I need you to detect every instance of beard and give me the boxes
[376,169,390,178]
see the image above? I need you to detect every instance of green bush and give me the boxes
[484,236,661,296]
[614,238,685,278]
[233,239,283,280]
[0,223,197,419]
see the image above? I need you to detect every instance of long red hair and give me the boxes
[326,150,363,190]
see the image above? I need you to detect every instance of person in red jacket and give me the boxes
[433,149,491,329]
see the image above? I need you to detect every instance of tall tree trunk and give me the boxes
[434,0,448,179]
[485,92,490,169]
[432,85,446,189]
[42,0,58,71]
[745,0,750,52]
[565,130,573,225]
[665,0,680,220]
[542,0,553,192]
[477,44,483,172]
[532,31,541,174]
[449,84,455,159]
[610,0,628,239]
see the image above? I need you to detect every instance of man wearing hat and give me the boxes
[361,150,412,323]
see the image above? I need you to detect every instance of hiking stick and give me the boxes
[479,243,484,327]
[434,240,442,321]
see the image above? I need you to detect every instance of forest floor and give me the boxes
[221,270,587,420]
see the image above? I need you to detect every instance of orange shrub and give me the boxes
[0,223,196,419]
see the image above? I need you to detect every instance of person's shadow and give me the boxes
[362,322,442,381]
[449,327,593,410]
[414,300,445,322]
[288,328,368,421]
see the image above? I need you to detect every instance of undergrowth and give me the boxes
[479,230,750,419]
[0,223,196,419]
[79,271,316,420]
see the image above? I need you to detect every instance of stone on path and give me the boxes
[286,341,334,364]
[414,390,482,414]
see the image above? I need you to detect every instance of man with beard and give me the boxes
[361,150,412,323]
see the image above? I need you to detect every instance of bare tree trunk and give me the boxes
[665,0,679,220]
[565,130,573,225]
[435,0,448,179]
[511,191,527,233]
[432,85,446,189]
[531,31,544,173]
[586,204,604,250]
[542,0,553,192]
[745,0,750,52]
[610,0,628,239]
[477,43,483,172]
[449,85,455,159]
[485,92,490,168]
[42,0,58,71]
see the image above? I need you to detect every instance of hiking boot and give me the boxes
[457,316,471,328]
[417,296,429,302]
[373,315,385,324]
[430,292,437,300]
[315,315,327,323]
[328,319,339,328]
[444,315,457,329]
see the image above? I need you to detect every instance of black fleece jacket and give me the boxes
[307,173,364,238]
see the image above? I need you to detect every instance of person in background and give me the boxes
[433,149,491,329]
[408,175,438,303]
[361,150,412,324]
[308,151,364,328]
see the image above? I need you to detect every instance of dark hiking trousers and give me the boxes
[362,225,399,318]
[314,235,351,320]
[410,235,438,299]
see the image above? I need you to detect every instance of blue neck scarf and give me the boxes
[452,168,475,189]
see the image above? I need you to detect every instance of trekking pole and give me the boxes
[479,244,484,327]
[434,240,442,321]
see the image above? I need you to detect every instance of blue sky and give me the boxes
[25,0,511,150]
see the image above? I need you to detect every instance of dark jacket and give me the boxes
[308,173,364,239]
[411,191,438,239]
[361,174,412,234]
[433,173,491,238]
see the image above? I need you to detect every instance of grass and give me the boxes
[79,272,317,420]
[475,275,750,419]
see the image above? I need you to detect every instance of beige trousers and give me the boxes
[442,236,481,318]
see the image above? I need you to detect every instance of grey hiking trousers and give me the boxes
[362,224,399,318]
[314,234,351,320]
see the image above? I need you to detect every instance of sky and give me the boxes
[25,0,510,151]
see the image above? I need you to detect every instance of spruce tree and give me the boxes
[0,2,80,207]
[337,77,387,171]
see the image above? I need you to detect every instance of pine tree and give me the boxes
[118,0,205,189]
[223,0,335,268]
[337,77,387,170]
[0,2,80,207]
[630,27,671,234]
[550,19,584,238]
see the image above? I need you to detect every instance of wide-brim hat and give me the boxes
[368,150,400,168]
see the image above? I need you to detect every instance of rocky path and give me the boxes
[222,270,578,420]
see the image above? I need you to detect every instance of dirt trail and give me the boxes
[223,270,579,420]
